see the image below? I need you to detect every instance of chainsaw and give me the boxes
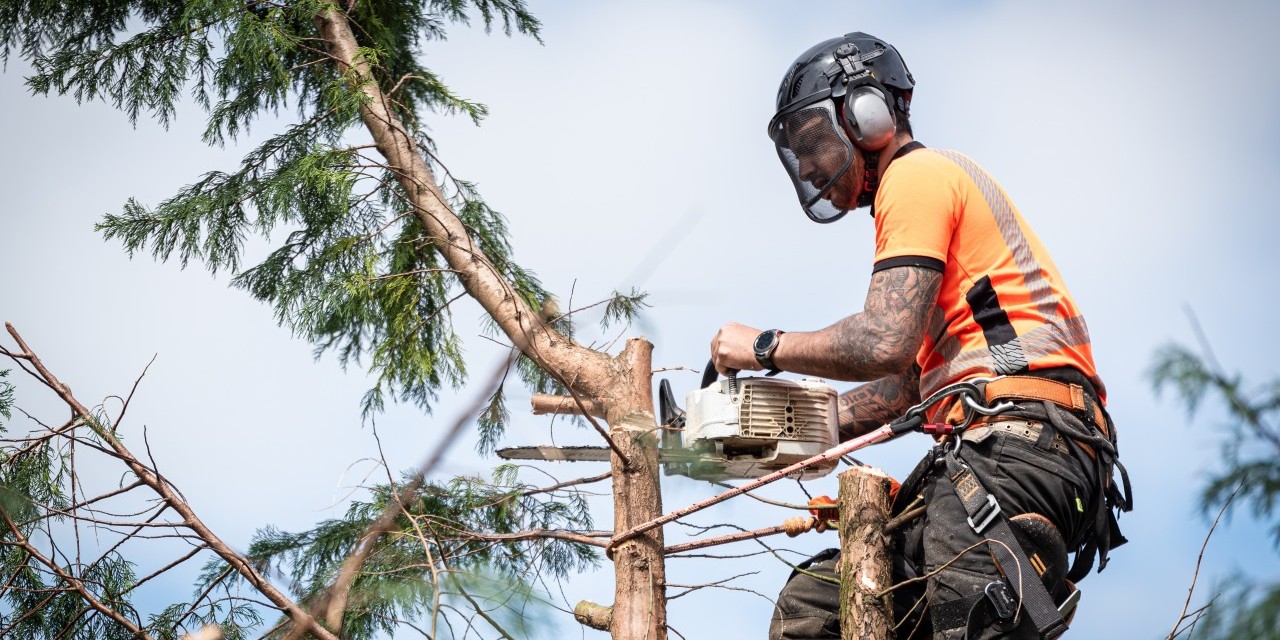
[497,361,841,481]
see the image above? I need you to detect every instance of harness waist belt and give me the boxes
[982,375,1109,439]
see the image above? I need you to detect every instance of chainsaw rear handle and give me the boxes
[701,358,744,396]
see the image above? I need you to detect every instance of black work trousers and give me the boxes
[768,423,1098,640]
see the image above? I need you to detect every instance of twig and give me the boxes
[1168,479,1246,640]
[428,523,609,549]
[884,505,926,533]
[111,355,155,431]
[664,524,789,555]
[708,480,811,510]
[665,570,764,601]
[519,471,611,498]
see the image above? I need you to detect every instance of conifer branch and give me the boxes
[1,323,339,640]
[311,5,617,406]
[303,353,517,637]
[0,507,151,639]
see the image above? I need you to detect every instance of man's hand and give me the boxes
[710,322,766,376]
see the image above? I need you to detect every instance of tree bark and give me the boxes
[838,466,894,640]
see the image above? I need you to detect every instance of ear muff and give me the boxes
[830,41,899,151]
[842,83,896,151]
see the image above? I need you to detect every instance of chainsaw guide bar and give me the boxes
[497,446,708,463]
[499,373,841,480]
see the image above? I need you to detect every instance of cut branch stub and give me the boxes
[574,600,613,631]
[531,393,605,418]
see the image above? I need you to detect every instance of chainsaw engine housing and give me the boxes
[678,376,838,480]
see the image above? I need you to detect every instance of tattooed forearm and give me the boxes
[836,368,921,440]
[773,265,942,381]
[832,265,942,377]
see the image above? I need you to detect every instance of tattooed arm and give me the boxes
[836,367,921,440]
[711,265,942,380]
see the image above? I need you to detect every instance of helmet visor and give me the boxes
[768,100,856,223]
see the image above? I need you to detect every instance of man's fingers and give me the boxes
[710,322,761,375]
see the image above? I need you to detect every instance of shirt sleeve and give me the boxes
[872,153,958,273]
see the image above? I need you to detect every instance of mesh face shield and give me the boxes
[767,100,858,223]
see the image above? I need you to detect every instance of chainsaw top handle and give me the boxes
[700,358,723,389]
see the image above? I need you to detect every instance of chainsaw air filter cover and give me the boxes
[681,376,839,480]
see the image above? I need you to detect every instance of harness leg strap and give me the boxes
[943,452,1069,639]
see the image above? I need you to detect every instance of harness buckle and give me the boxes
[984,581,1018,621]
[1057,587,1081,618]
[967,494,1002,534]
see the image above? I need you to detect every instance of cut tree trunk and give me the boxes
[838,466,895,640]
[606,339,666,640]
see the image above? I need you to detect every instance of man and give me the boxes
[709,33,1130,639]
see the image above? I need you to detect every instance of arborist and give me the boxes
[709,32,1131,639]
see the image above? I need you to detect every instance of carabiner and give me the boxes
[962,395,1016,416]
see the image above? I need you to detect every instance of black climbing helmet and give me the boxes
[767,33,915,222]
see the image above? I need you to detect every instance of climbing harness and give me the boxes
[889,374,1131,639]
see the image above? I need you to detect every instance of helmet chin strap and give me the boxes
[855,148,883,210]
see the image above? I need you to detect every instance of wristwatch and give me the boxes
[753,329,785,375]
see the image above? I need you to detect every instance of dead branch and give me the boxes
[664,526,788,556]
[519,471,611,498]
[664,571,764,601]
[575,600,613,631]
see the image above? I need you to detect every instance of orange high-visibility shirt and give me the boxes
[872,146,1105,401]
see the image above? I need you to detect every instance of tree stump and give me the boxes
[838,466,895,640]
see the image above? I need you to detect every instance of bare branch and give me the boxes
[519,471,611,498]
[665,524,790,555]
[1168,480,1246,640]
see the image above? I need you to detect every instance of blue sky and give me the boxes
[3,1,1279,638]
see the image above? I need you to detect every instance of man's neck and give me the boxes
[876,134,916,176]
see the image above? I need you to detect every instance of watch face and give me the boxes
[754,330,776,353]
